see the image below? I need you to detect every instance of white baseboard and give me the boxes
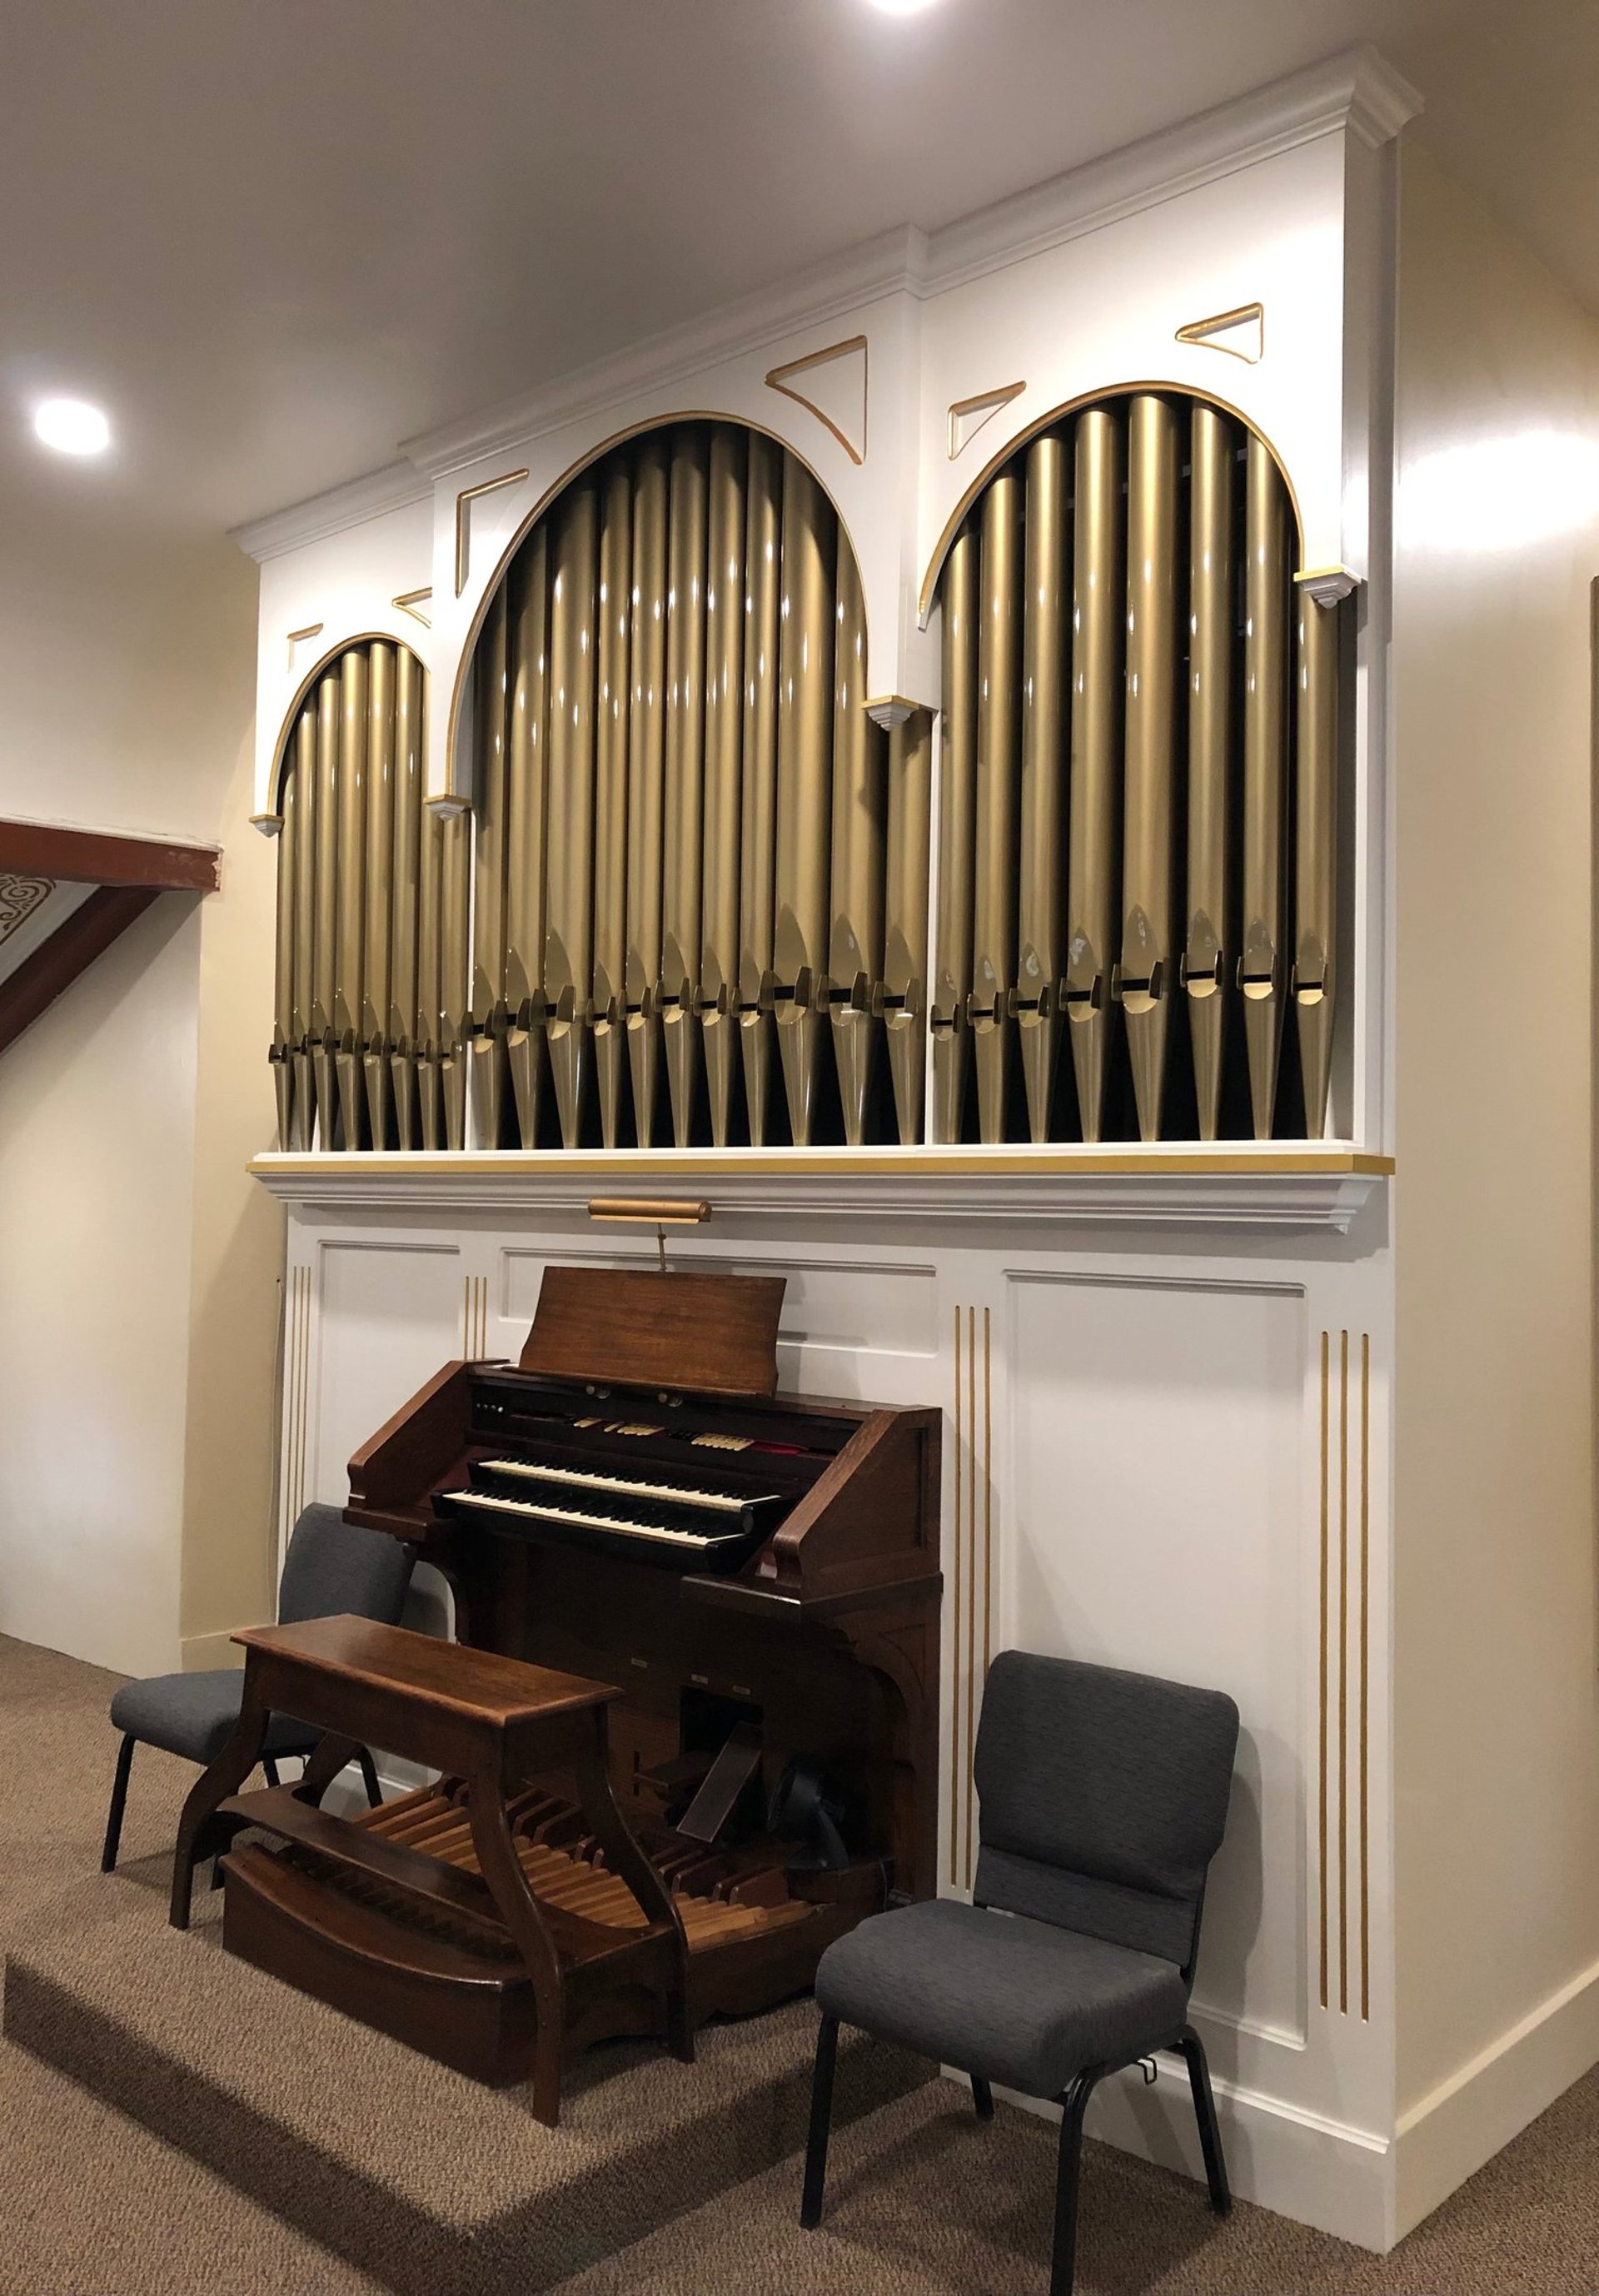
[992,2056,1392,2252]
[1395,1950,1599,2239]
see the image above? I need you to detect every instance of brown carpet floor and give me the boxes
[6,1629,1599,2294]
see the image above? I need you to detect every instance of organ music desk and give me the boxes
[169,1264,942,2123]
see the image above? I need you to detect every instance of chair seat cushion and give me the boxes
[814,1897,1188,2099]
[109,1672,319,1768]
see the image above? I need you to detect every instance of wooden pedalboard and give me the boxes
[222,1779,883,2087]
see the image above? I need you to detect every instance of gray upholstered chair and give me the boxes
[101,1503,415,1873]
[800,1650,1240,2296]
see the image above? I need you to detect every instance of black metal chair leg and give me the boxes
[262,1755,281,1789]
[972,2074,994,2120]
[101,1734,136,1873]
[1178,2025,1231,2216]
[1050,2066,1102,2296]
[356,1747,382,1807]
[800,2014,840,2230]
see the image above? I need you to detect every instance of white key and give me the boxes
[479,1457,777,1517]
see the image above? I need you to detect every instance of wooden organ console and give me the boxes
[185,1265,939,2116]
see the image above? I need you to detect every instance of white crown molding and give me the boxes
[401,226,926,481]
[242,44,1422,535]
[250,1147,1388,1233]
[231,460,433,565]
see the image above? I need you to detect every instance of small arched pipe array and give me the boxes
[932,389,1343,1145]
[269,396,1343,1153]
[271,640,473,1153]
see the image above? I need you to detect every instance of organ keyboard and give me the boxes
[207,1263,942,2099]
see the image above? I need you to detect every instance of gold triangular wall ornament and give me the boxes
[948,381,1026,460]
[455,469,529,596]
[286,621,324,671]
[765,336,868,465]
[392,588,433,630]
[1175,302,1263,365]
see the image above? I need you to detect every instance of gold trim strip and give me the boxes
[392,587,433,629]
[765,334,868,466]
[1174,301,1264,363]
[949,1303,964,1889]
[1318,1328,1329,2013]
[1359,1332,1371,2022]
[286,622,324,645]
[1338,1328,1350,2017]
[455,470,530,596]
[947,381,1026,460]
[252,1145,1394,1179]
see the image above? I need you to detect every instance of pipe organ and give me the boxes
[268,402,1343,1153]
[931,391,1342,1146]
[247,53,1414,2250]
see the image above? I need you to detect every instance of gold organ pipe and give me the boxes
[700,425,747,1147]
[311,671,341,1144]
[971,468,1024,1144]
[1241,435,1289,1138]
[827,539,886,1146]
[737,431,783,1143]
[661,428,710,1145]
[438,805,471,1150]
[1295,592,1340,1137]
[362,640,396,1149]
[625,435,670,1143]
[1118,395,1179,1143]
[545,480,600,1146]
[272,748,299,1151]
[1064,407,1124,1143]
[593,461,634,1148]
[388,645,422,1149]
[415,790,443,1151]
[774,454,835,1144]
[506,525,550,1149]
[1016,431,1068,1143]
[470,584,511,1148]
[882,708,932,1145]
[288,718,316,1153]
[932,520,979,1143]
[1183,406,1236,1142]
[334,646,369,1148]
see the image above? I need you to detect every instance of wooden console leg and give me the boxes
[169,1682,270,1930]
[293,1731,366,1805]
[572,1728,692,2058]
[467,1774,568,2125]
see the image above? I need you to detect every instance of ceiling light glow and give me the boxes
[866,0,939,14]
[32,397,112,457]
[1400,430,1599,554]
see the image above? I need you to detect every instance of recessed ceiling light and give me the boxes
[32,397,112,457]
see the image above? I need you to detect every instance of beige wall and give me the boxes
[1393,147,1599,2181]
[0,506,261,1678]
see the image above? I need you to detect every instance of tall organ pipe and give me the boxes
[827,540,886,1146]
[388,648,422,1149]
[1241,435,1289,1138]
[361,640,396,1149]
[438,804,471,1152]
[415,779,444,1151]
[311,671,341,1145]
[545,481,600,1146]
[700,426,747,1146]
[1016,432,1068,1143]
[506,526,550,1149]
[625,436,670,1143]
[661,429,710,1146]
[931,520,979,1143]
[272,749,301,1151]
[1183,405,1235,1141]
[1295,592,1339,1137]
[882,708,932,1145]
[774,456,835,1144]
[594,463,634,1147]
[737,433,783,1143]
[470,585,511,1148]
[1118,394,1179,1143]
[1064,406,1124,1144]
[334,648,369,1149]
[971,469,1024,1145]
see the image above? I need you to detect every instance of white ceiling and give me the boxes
[1,0,1595,538]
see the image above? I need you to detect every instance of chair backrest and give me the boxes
[973,1650,1238,1975]
[276,1503,415,1630]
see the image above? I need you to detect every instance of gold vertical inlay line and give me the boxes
[1337,1327,1350,2018]
[1359,1332,1371,2022]
[1318,1328,1329,2012]
[949,1304,964,1887]
[964,1302,978,1886]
